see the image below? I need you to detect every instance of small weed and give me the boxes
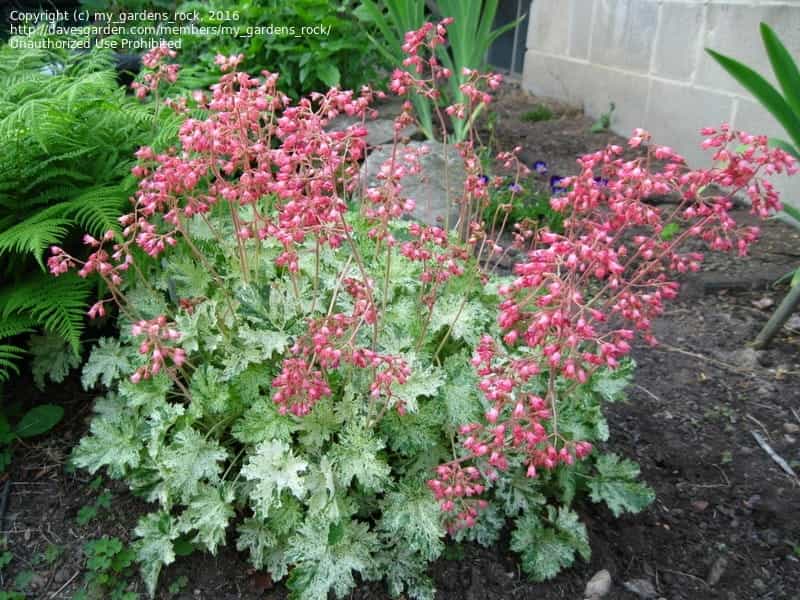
[0,549,11,570]
[13,570,33,590]
[37,544,63,566]
[660,222,681,241]
[721,450,733,464]
[168,575,189,597]
[77,490,113,526]
[521,104,553,123]
[591,101,615,133]
[703,403,737,424]
[74,536,137,600]
[442,543,465,561]
[77,505,99,526]
[482,184,564,232]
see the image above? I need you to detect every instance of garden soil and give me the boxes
[2,85,799,600]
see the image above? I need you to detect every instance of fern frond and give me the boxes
[0,314,37,339]
[21,166,95,194]
[0,273,91,353]
[0,215,72,267]
[64,186,129,235]
[0,344,26,383]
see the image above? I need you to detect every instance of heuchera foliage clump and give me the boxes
[51,22,796,600]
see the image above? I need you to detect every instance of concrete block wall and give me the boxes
[522,0,800,208]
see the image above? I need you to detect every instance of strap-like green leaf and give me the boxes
[761,23,800,117]
[779,201,800,225]
[706,48,800,150]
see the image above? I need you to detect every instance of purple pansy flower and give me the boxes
[550,175,566,195]
[594,176,609,187]
[533,160,548,175]
[508,183,523,194]
[478,174,489,184]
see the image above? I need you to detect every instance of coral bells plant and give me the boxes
[51,23,795,600]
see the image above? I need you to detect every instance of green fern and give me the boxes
[0,345,26,383]
[0,38,180,385]
[0,273,92,354]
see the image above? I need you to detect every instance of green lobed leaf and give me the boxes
[297,398,344,450]
[118,374,172,410]
[390,359,445,414]
[591,360,634,402]
[329,424,390,492]
[71,406,141,478]
[305,456,338,517]
[28,334,81,390]
[379,481,444,561]
[189,365,232,415]
[134,511,179,598]
[510,506,590,581]
[381,543,436,600]
[429,294,490,347]
[81,337,133,390]
[241,439,308,519]
[286,517,381,600]
[177,484,235,555]
[232,401,297,445]
[588,453,655,517]
[439,352,484,428]
[380,399,444,456]
[494,468,546,516]
[160,428,228,504]
[174,301,223,355]
[236,517,290,581]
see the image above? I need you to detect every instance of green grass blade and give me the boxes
[760,23,800,117]
[706,48,800,150]
[781,202,800,226]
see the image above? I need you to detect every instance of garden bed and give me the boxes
[2,88,799,600]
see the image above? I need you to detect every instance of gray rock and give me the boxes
[784,313,800,331]
[54,566,72,584]
[623,578,658,599]
[783,422,800,434]
[584,569,612,598]
[327,115,418,147]
[721,347,765,370]
[707,556,727,586]
[360,141,466,228]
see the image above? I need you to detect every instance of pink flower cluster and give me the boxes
[400,223,468,293]
[272,357,331,417]
[389,17,502,121]
[273,304,411,416]
[501,127,794,380]
[428,126,795,530]
[49,231,131,296]
[126,60,378,274]
[427,464,488,532]
[130,316,186,383]
[131,43,179,100]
